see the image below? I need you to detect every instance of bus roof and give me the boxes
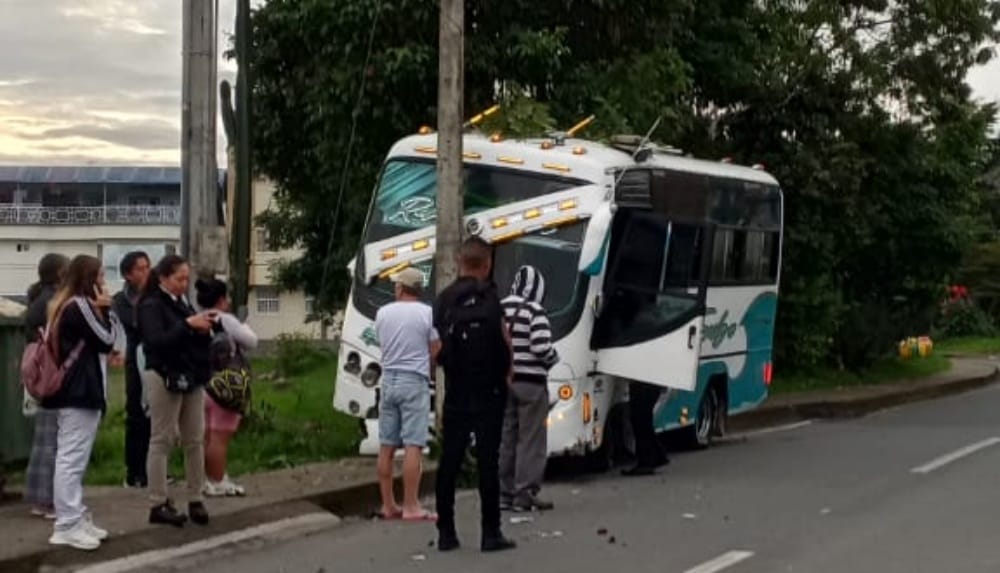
[386,133,781,187]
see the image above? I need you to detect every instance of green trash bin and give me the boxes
[0,312,30,494]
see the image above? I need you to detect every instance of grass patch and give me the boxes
[85,355,358,485]
[934,336,1000,356]
[772,354,951,395]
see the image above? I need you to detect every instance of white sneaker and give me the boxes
[221,475,245,497]
[203,480,228,497]
[49,523,101,551]
[83,514,109,540]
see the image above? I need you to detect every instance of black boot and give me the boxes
[438,529,461,552]
[149,500,187,527]
[481,531,517,552]
[188,502,210,525]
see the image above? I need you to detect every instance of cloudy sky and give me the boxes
[0,0,998,167]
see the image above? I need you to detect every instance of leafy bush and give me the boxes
[274,332,327,377]
[935,299,997,338]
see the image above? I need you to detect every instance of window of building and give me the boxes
[305,295,316,315]
[16,242,29,253]
[256,228,272,252]
[256,287,280,315]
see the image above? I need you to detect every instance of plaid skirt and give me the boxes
[24,409,58,507]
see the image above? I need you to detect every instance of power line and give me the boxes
[316,0,385,311]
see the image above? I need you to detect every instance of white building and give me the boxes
[0,166,316,340]
[243,178,321,340]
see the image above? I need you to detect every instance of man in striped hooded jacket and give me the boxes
[499,265,559,512]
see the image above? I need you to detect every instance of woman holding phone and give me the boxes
[42,255,117,551]
[137,255,215,528]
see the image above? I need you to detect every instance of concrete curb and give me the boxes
[728,366,1000,433]
[1,468,438,573]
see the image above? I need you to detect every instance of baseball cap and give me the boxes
[391,267,424,289]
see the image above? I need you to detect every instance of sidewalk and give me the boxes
[0,458,436,573]
[730,356,999,432]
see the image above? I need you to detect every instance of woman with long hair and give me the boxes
[23,253,69,519]
[196,278,258,497]
[42,255,116,551]
[137,255,215,527]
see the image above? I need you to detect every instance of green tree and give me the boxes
[250,0,999,371]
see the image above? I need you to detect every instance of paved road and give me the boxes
[179,382,1000,573]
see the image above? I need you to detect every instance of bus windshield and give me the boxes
[353,222,588,339]
[365,159,589,243]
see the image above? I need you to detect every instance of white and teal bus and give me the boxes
[333,129,782,460]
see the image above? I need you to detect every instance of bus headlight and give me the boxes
[344,352,362,375]
[361,364,382,388]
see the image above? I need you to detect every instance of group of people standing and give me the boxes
[373,237,582,553]
[21,251,257,551]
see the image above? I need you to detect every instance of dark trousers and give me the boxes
[629,381,668,469]
[436,405,505,537]
[124,358,150,486]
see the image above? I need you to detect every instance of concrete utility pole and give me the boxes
[181,0,226,281]
[434,0,464,427]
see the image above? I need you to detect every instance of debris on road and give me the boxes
[597,527,609,536]
[608,536,617,544]
[683,513,698,520]
[820,507,832,515]
[411,554,427,561]
[571,489,582,496]
[510,516,535,524]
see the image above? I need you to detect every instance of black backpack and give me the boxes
[441,282,507,382]
[205,326,252,414]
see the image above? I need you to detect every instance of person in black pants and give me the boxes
[623,380,669,476]
[112,251,152,488]
[433,237,516,553]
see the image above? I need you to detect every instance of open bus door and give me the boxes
[591,209,712,391]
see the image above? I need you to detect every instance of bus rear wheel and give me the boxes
[683,384,722,450]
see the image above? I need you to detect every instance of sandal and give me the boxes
[401,510,438,522]
[373,509,403,520]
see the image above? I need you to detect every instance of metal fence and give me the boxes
[0,205,181,225]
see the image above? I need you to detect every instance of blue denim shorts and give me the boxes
[378,370,431,447]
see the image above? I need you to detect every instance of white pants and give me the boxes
[53,408,101,531]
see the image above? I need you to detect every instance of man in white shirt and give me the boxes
[374,267,440,521]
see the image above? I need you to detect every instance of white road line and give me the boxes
[910,437,1000,474]
[742,420,813,437]
[72,512,339,573]
[683,550,755,573]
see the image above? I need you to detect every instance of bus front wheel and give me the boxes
[588,404,633,472]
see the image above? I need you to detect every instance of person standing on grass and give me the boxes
[112,251,151,489]
[138,255,214,528]
[23,253,69,520]
[499,265,559,512]
[433,237,516,553]
[195,278,257,497]
[43,255,117,551]
[373,267,439,521]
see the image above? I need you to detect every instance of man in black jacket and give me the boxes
[112,251,151,488]
[433,237,516,553]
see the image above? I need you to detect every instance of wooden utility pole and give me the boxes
[434,0,464,428]
[181,0,225,283]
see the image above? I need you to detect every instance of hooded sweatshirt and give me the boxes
[502,266,559,384]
